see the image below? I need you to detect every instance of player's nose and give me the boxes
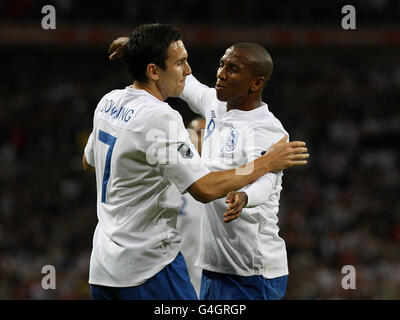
[217,66,227,81]
[184,61,192,76]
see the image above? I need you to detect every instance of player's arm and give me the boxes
[82,132,95,173]
[221,175,275,222]
[187,135,308,203]
[237,128,289,208]
[82,154,95,172]
[178,74,214,117]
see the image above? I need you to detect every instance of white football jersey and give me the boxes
[180,75,289,279]
[84,86,210,287]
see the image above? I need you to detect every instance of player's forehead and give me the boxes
[220,47,249,66]
[166,40,188,62]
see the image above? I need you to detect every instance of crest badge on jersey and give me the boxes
[223,125,239,153]
[178,143,194,159]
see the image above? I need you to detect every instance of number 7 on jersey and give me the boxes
[98,130,117,203]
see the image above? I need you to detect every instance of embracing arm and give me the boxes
[179,74,214,117]
[187,135,308,203]
[238,128,288,208]
[242,173,277,207]
[108,36,129,61]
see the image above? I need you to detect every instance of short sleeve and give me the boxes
[144,107,210,193]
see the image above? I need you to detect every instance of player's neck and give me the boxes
[226,97,262,113]
[133,81,164,101]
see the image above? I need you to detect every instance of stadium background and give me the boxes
[0,0,399,299]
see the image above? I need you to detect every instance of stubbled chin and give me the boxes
[216,91,227,102]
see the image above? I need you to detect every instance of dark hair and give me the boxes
[125,23,182,83]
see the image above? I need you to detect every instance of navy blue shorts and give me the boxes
[90,252,198,300]
[200,269,288,300]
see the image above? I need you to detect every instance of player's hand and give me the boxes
[223,191,248,223]
[264,135,309,172]
[108,36,130,61]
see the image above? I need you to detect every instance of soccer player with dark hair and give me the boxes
[84,24,308,300]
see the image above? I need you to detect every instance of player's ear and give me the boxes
[250,76,265,92]
[146,63,160,81]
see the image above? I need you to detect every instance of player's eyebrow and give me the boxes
[220,58,241,70]
[226,62,241,70]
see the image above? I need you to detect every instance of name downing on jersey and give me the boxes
[100,98,134,123]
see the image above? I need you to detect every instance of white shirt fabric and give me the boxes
[84,86,210,287]
[180,74,289,279]
[177,193,205,297]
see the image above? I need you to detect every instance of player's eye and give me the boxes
[177,58,187,66]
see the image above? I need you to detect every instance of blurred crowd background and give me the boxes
[0,0,399,299]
